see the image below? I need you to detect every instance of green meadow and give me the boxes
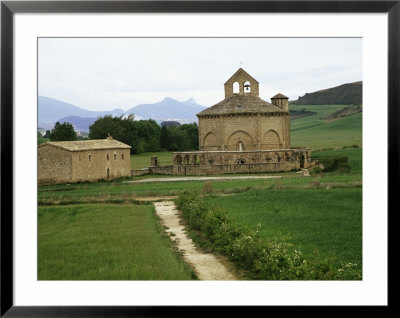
[38,204,196,280]
[290,105,362,150]
[38,104,363,280]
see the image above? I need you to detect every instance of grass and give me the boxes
[38,137,50,145]
[290,105,362,150]
[204,187,362,270]
[37,104,363,280]
[38,204,197,280]
[131,151,173,170]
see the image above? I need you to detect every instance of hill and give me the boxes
[39,96,206,131]
[322,105,362,121]
[56,116,98,132]
[38,96,124,130]
[291,81,362,106]
[290,104,362,150]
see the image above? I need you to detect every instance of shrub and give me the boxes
[175,191,360,280]
[319,156,352,173]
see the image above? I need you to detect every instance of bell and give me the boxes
[244,84,250,89]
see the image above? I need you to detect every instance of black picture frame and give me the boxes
[1,1,396,316]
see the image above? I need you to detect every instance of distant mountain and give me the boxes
[38,96,125,130]
[38,96,206,132]
[57,116,97,132]
[161,121,181,127]
[291,81,362,106]
[125,97,206,123]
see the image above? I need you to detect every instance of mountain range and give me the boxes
[39,80,362,132]
[38,96,206,131]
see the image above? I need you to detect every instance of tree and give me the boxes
[89,116,161,154]
[160,125,172,150]
[50,122,77,141]
[44,130,51,138]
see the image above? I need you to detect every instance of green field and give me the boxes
[38,104,363,280]
[38,204,196,280]
[38,137,50,145]
[290,105,362,150]
[130,151,173,170]
[204,187,362,270]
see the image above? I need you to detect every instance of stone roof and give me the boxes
[39,138,131,151]
[196,95,287,116]
[271,93,289,99]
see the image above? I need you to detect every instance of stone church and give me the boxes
[197,68,290,152]
[167,68,312,175]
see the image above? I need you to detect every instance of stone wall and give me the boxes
[71,148,131,182]
[174,149,311,167]
[224,68,259,98]
[38,144,72,185]
[199,113,290,151]
[131,168,150,176]
[149,162,299,176]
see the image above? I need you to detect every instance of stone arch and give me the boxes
[183,155,190,165]
[203,132,219,150]
[227,130,253,151]
[263,129,282,149]
[270,152,279,163]
[244,81,251,93]
[175,155,182,165]
[233,82,240,94]
[236,158,246,164]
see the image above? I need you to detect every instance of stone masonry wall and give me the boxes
[38,145,72,185]
[71,148,131,182]
[199,113,290,151]
[150,162,299,176]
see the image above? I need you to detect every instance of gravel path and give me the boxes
[154,201,236,280]
[126,175,281,183]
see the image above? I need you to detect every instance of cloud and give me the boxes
[39,38,362,110]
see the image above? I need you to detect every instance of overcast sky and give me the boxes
[38,38,362,111]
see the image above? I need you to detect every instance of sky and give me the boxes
[38,38,362,111]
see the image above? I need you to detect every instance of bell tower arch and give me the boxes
[224,68,259,98]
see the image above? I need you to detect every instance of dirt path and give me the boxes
[126,175,281,183]
[153,201,236,280]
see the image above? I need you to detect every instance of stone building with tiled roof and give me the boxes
[197,68,290,152]
[38,136,131,185]
[167,68,312,175]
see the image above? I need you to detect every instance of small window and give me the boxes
[121,154,124,160]
[88,154,91,162]
[114,154,117,160]
[107,154,109,161]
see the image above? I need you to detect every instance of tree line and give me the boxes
[43,116,199,154]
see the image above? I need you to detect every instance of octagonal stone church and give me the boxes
[164,68,312,175]
[197,68,290,152]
